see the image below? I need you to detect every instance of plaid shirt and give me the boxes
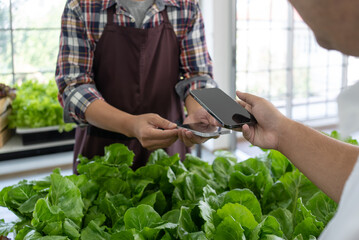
[55,0,216,124]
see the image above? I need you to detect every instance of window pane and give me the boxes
[292,101,336,121]
[327,51,343,66]
[0,0,10,29]
[236,71,270,97]
[308,103,329,119]
[327,101,337,117]
[271,0,288,23]
[236,30,249,72]
[238,29,271,71]
[309,67,341,101]
[0,30,12,74]
[236,71,248,92]
[293,29,315,68]
[293,67,341,107]
[12,0,66,29]
[293,9,307,29]
[269,70,287,101]
[293,30,343,69]
[237,29,287,71]
[270,30,287,70]
[0,74,13,86]
[13,29,60,74]
[236,0,347,123]
[236,0,248,22]
[307,68,327,101]
[348,57,359,86]
[293,29,334,68]
[247,0,274,21]
[237,70,287,105]
[293,68,309,100]
[14,72,55,84]
[292,105,307,121]
[326,66,342,98]
[294,68,329,101]
[237,1,288,30]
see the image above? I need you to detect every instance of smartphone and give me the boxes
[177,122,232,137]
[190,88,257,129]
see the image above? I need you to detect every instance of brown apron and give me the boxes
[73,5,189,173]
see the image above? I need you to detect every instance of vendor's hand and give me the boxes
[236,91,288,150]
[178,107,219,147]
[131,113,179,151]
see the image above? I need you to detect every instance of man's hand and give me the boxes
[130,113,179,151]
[236,91,287,150]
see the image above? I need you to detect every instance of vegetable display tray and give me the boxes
[16,126,75,145]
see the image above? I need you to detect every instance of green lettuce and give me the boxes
[2,133,355,239]
[8,80,74,131]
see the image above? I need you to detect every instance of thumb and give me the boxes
[209,117,220,126]
[242,124,253,142]
[236,91,260,106]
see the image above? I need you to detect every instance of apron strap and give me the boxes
[107,5,116,25]
[161,7,171,26]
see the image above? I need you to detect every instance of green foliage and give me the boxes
[325,130,359,145]
[8,79,74,131]
[3,131,357,239]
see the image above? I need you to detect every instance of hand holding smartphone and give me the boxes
[189,88,257,129]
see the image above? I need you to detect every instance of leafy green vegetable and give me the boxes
[8,79,74,131]
[213,216,244,240]
[0,219,15,237]
[250,215,284,240]
[223,189,262,222]
[3,130,355,239]
[268,208,293,239]
[305,192,337,225]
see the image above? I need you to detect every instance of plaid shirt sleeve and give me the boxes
[55,0,103,124]
[175,1,217,101]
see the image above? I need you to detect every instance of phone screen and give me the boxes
[190,88,256,128]
[177,122,231,137]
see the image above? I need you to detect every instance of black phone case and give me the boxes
[190,88,256,129]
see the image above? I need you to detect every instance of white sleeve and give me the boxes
[319,156,359,240]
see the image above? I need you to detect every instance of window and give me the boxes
[0,0,66,85]
[236,0,358,123]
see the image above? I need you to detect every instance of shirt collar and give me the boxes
[101,0,180,11]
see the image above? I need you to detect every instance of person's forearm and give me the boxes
[84,99,136,137]
[278,119,359,202]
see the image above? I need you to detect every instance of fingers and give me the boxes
[236,90,262,106]
[150,114,177,130]
[178,129,194,147]
[143,128,178,141]
[139,128,179,150]
[209,116,220,126]
[236,92,253,114]
[178,128,209,147]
